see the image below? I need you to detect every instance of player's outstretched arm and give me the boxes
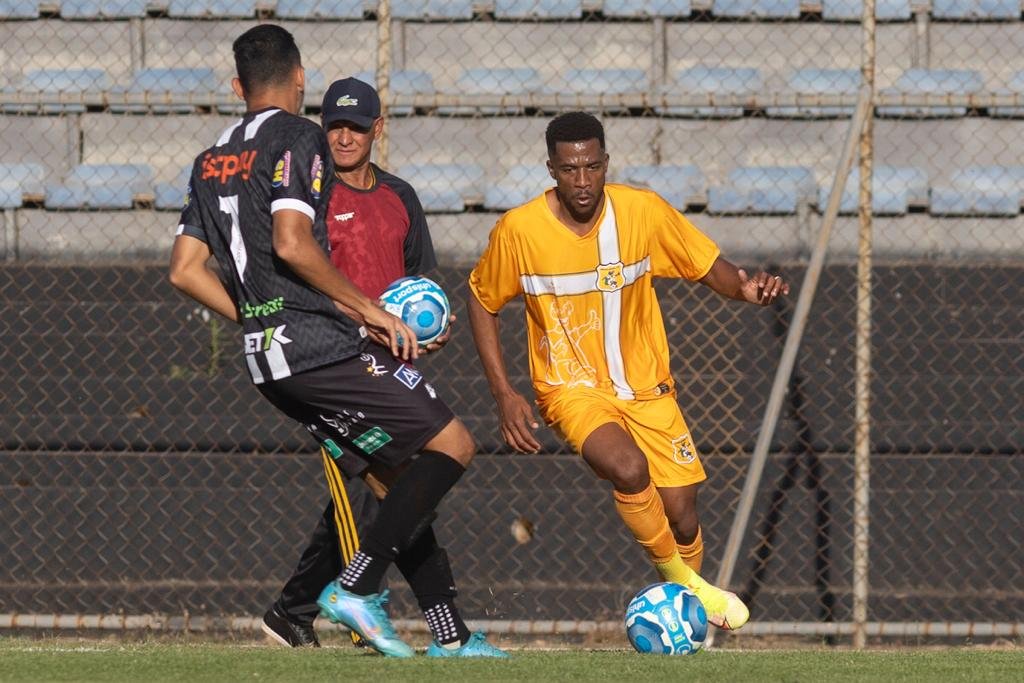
[699,255,790,306]
[467,294,541,454]
[169,234,241,323]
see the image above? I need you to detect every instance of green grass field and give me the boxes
[1,639,1022,682]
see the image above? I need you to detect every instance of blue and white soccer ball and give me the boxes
[625,582,708,655]
[380,276,451,346]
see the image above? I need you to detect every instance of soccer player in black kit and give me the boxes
[168,25,497,658]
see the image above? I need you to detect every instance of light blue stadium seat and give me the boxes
[616,165,706,209]
[877,68,984,118]
[929,166,1024,217]
[657,66,762,118]
[484,165,553,211]
[711,0,800,19]
[154,167,191,211]
[274,0,364,19]
[708,166,817,214]
[109,68,219,113]
[396,163,485,212]
[349,70,436,115]
[990,71,1024,118]
[45,164,153,210]
[817,166,929,216]
[563,68,648,95]
[601,0,691,17]
[2,69,111,114]
[167,0,256,18]
[0,163,45,209]
[931,0,1019,20]
[494,0,583,18]
[60,0,147,18]
[391,0,474,19]
[439,68,548,115]
[821,0,911,20]
[766,68,860,118]
[0,1,39,18]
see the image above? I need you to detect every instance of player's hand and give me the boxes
[738,269,789,306]
[496,389,541,454]
[418,314,456,355]
[362,306,419,361]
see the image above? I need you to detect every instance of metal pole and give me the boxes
[853,0,877,652]
[711,86,873,640]
[375,0,392,170]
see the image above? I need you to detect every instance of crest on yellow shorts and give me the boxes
[596,262,625,292]
[671,433,696,465]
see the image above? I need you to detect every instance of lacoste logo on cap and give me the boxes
[336,95,358,106]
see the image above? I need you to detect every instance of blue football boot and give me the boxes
[317,581,414,658]
[426,632,509,658]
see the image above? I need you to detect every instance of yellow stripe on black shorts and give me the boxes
[320,446,360,563]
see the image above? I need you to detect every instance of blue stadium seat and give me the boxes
[484,165,553,211]
[601,0,691,17]
[396,163,485,212]
[0,163,45,209]
[931,0,1020,20]
[766,68,860,118]
[562,68,648,95]
[494,0,583,18]
[821,0,911,20]
[0,1,39,19]
[109,68,219,113]
[929,166,1024,217]
[3,69,111,114]
[348,70,436,115]
[708,166,817,214]
[154,167,191,211]
[438,68,548,115]
[877,68,984,118]
[990,71,1024,118]
[45,164,153,210]
[60,0,147,18]
[167,0,256,18]
[274,0,364,19]
[657,66,762,118]
[817,166,929,216]
[390,0,474,19]
[711,0,800,19]
[615,165,706,209]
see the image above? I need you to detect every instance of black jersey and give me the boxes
[176,107,367,384]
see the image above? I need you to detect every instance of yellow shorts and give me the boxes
[536,386,706,488]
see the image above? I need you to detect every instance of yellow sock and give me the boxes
[677,526,704,573]
[612,484,697,586]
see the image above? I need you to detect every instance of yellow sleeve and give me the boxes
[468,216,523,314]
[648,193,721,281]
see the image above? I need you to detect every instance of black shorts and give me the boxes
[257,350,454,478]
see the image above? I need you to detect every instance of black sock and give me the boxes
[397,526,471,646]
[339,450,465,595]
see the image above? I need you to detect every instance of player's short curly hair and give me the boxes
[233,25,301,95]
[545,111,606,157]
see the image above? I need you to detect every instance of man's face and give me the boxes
[324,117,383,172]
[547,138,608,221]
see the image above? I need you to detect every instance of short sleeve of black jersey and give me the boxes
[175,163,207,243]
[269,124,327,221]
[386,174,437,275]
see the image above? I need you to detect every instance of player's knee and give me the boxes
[425,418,476,467]
[607,455,650,493]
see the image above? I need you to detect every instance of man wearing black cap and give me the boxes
[261,76,507,658]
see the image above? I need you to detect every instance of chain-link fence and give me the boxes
[1,2,1022,642]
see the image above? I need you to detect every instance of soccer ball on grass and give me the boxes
[624,582,708,655]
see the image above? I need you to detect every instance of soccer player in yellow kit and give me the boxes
[466,111,789,631]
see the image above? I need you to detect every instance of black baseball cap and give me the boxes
[321,77,380,128]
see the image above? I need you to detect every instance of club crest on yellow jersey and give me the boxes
[596,262,625,292]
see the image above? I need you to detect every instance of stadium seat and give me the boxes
[990,71,1024,118]
[390,0,474,19]
[657,66,762,118]
[562,68,648,95]
[931,0,1020,20]
[494,0,583,19]
[483,164,553,211]
[0,1,39,18]
[0,163,45,209]
[601,0,691,17]
[821,0,911,20]
[929,166,1024,217]
[817,166,929,216]
[154,167,191,211]
[273,0,364,19]
[711,0,800,19]
[167,0,256,18]
[345,70,435,115]
[708,166,817,214]
[438,68,548,115]
[396,163,485,212]
[765,68,861,118]
[45,164,153,210]
[109,68,219,113]
[877,68,984,118]
[60,0,147,18]
[615,165,706,209]
[2,69,111,114]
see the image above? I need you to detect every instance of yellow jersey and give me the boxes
[469,183,720,401]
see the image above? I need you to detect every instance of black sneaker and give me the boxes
[261,606,320,648]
